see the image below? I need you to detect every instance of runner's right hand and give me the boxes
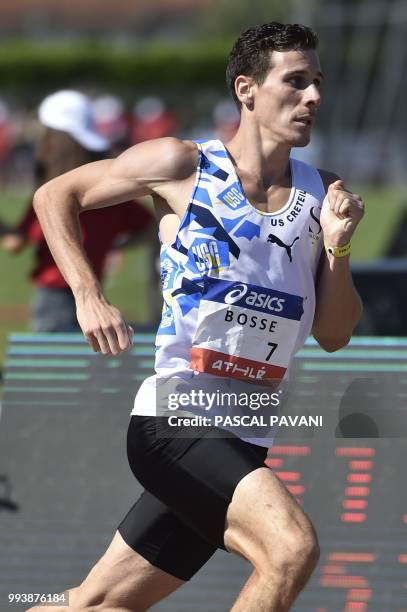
[75,291,134,356]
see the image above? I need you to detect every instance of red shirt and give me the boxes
[18,201,154,289]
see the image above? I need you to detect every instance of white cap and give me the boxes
[38,90,109,152]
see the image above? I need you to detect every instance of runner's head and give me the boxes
[226,22,322,147]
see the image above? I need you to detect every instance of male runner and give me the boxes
[30,22,364,612]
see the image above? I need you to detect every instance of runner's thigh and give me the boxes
[224,466,319,568]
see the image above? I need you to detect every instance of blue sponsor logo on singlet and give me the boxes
[157,304,176,335]
[202,278,304,321]
[217,182,246,210]
[161,254,178,291]
[190,238,230,272]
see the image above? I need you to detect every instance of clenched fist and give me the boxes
[75,289,134,356]
[320,180,364,246]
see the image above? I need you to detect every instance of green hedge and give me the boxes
[0,40,234,99]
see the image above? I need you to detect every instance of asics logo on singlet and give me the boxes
[224,282,285,313]
[224,283,248,304]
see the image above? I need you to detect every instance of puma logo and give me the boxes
[267,234,299,262]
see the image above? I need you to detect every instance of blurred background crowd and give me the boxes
[0,0,406,369]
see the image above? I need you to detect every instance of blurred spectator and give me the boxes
[213,98,239,141]
[92,94,131,154]
[0,98,13,186]
[1,90,155,332]
[0,218,11,236]
[131,96,177,144]
[0,99,11,167]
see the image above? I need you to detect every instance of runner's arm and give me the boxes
[312,171,364,352]
[33,137,197,355]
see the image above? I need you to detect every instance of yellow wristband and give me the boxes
[324,241,351,257]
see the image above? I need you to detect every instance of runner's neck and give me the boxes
[225,123,292,189]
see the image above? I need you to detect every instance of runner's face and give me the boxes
[252,49,322,147]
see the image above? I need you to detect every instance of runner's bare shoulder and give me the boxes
[112,137,199,193]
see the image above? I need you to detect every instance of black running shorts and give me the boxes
[118,415,268,581]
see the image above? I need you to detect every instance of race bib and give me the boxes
[190,278,304,382]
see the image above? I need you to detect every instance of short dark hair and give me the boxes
[226,22,319,108]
